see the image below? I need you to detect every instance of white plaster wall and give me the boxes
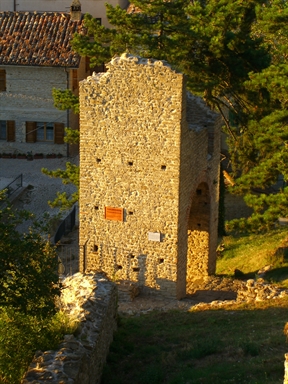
[0,65,68,154]
[0,0,129,27]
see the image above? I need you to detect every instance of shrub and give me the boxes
[0,307,76,384]
[0,191,60,316]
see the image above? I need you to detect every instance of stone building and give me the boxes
[0,2,88,156]
[0,0,129,27]
[79,54,222,299]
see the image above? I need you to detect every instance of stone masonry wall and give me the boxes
[0,66,67,155]
[177,93,222,295]
[284,354,288,384]
[22,273,117,384]
[79,53,221,299]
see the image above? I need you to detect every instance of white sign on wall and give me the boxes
[148,232,161,242]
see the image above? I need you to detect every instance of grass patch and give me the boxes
[216,227,288,286]
[0,307,77,384]
[102,228,288,384]
[102,299,288,384]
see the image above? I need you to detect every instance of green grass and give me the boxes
[0,307,77,384]
[217,227,288,286]
[3,228,288,383]
[102,227,288,384]
[102,300,288,384]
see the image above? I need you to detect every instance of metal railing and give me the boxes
[53,205,76,245]
[58,245,79,276]
[54,206,77,277]
[0,174,23,198]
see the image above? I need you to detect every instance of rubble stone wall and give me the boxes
[79,53,221,299]
[22,273,117,384]
[284,354,288,384]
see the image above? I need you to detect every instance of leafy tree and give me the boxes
[42,88,80,210]
[0,307,77,384]
[71,0,270,137]
[42,158,79,210]
[0,192,60,316]
[52,88,79,115]
[51,0,288,230]
[71,0,278,231]
[226,0,288,231]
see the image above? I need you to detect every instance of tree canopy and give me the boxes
[51,0,288,231]
[41,86,80,210]
[0,192,60,316]
[72,0,270,134]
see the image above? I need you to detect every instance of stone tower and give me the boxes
[79,54,222,299]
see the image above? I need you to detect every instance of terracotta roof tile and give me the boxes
[0,11,84,67]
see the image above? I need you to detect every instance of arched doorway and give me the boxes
[186,182,210,287]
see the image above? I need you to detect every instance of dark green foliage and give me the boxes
[50,0,288,230]
[0,192,60,316]
[52,88,79,114]
[72,0,270,132]
[70,0,285,231]
[0,308,73,384]
[45,89,80,210]
[42,160,79,210]
[43,87,80,211]
[226,0,288,231]
[64,127,80,145]
[42,124,79,210]
[227,188,288,233]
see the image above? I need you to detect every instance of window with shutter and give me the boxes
[0,120,15,141]
[7,121,15,142]
[54,123,64,144]
[26,122,37,143]
[25,121,64,143]
[0,70,6,92]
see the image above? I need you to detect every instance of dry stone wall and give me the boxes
[22,273,117,384]
[79,53,221,299]
[284,354,288,384]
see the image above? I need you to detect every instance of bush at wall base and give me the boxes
[0,191,60,316]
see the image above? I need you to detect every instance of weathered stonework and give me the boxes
[79,53,222,299]
[284,354,288,384]
[22,273,117,384]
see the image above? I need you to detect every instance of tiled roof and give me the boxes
[0,11,84,67]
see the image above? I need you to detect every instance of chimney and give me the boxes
[70,0,82,21]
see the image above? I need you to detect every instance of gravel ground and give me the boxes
[0,156,78,232]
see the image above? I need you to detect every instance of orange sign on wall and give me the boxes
[105,207,124,221]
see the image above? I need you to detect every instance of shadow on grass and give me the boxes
[218,266,288,286]
[101,300,288,384]
[236,265,288,285]
[187,290,237,302]
[265,266,288,285]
